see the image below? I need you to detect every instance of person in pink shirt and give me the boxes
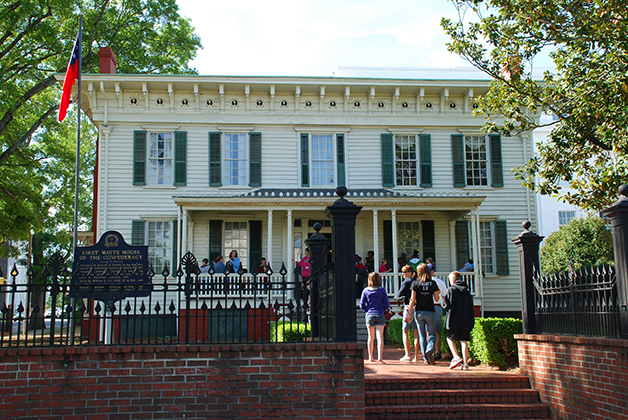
[297,248,311,320]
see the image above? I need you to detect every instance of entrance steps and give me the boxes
[365,375,551,419]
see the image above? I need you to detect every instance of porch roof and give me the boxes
[173,188,485,216]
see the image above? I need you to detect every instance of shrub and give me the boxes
[269,321,310,342]
[470,317,522,369]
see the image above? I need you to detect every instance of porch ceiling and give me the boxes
[173,188,485,214]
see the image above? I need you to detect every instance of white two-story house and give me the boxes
[70,51,538,318]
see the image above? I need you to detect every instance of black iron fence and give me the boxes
[0,252,335,347]
[533,263,620,338]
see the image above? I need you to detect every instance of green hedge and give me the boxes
[387,316,522,369]
[269,321,311,342]
[470,317,522,369]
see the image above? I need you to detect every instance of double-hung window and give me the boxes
[209,131,262,187]
[133,130,187,186]
[131,220,178,276]
[300,133,346,187]
[381,133,432,188]
[224,134,247,186]
[558,211,576,226]
[148,132,173,185]
[452,133,503,188]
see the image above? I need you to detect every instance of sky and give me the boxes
[176,0,471,77]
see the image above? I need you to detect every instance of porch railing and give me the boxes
[379,271,477,298]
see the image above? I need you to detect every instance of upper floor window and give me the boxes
[148,132,173,185]
[395,135,418,186]
[452,133,503,188]
[381,133,432,188]
[558,211,576,226]
[311,134,335,186]
[300,133,345,187]
[133,130,187,187]
[209,131,262,187]
[224,134,247,186]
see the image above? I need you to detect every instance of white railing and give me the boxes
[379,271,478,298]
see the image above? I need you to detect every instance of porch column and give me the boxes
[449,220,456,271]
[392,209,398,276]
[177,207,182,271]
[182,208,188,261]
[372,210,379,271]
[287,209,293,282]
[471,206,484,315]
[267,209,273,268]
[188,221,194,255]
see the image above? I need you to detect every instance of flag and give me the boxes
[58,33,81,122]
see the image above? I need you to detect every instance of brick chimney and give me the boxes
[98,47,118,74]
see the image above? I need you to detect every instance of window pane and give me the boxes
[148,132,173,185]
[465,135,489,186]
[311,134,334,186]
[224,134,247,186]
[148,221,171,273]
[397,221,420,257]
[395,135,418,186]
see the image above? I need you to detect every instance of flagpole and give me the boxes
[70,14,83,345]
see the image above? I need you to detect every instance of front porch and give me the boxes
[173,187,486,311]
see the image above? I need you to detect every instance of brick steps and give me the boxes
[365,375,550,420]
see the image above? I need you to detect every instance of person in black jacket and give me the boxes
[442,271,475,371]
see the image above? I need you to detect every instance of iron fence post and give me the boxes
[601,185,628,339]
[306,223,329,338]
[512,221,544,334]
[324,186,362,342]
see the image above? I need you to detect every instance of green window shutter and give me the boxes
[249,220,263,272]
[455,220,470,270]
[174,131,187,186]
[209,220,223,264]
[172,220,178,274]
[383,220,393,270]
[249,132,262,187]
[336,133,345,187]
[209,132,222,186]
[381,133,394,187]
[419,134,432,187]
[452,134,465,187]
[301,133,309,187]
[131,220,145,246]
[490,134,504,187]
[421,220,435,261]
[494,220,509,275]
[133,130,147,185]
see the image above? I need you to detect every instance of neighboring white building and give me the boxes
[533,113,586,241]
[66,54,541,317]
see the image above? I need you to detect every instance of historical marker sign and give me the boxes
[71,231,151,302]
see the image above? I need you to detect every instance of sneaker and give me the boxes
[461,363,469,371]
[434,352,442,361]
[449,357,462,369]
[425,350,436,365]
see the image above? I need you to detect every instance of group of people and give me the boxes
[360,256,475,370]
[198,250,272,275]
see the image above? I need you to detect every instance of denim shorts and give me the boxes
[434,305,443,332]
[365,313,386,327]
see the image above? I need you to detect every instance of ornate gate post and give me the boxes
[512,221,543,334]
[325,186,362,342]
[601,185,628,339]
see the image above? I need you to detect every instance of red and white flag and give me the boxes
[58,33,81,122]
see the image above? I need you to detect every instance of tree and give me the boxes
[0,0,202,257]
[540,215,614,274]
[441,0,628,211]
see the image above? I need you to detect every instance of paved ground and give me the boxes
[364,344,521,379]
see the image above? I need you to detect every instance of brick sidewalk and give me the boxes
[364,344,519,379]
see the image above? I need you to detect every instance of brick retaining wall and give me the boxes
[0,342,365,420]
[516,334,628,420]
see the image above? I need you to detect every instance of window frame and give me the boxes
[223,133,249,187]
[146,220,173,275]
[300,132,346,188]
[147,131,174,186]
[558,210,576,226]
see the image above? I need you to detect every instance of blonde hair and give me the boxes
[416,263,432,283]
[449,271,462,283]
[368,272,381,288]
